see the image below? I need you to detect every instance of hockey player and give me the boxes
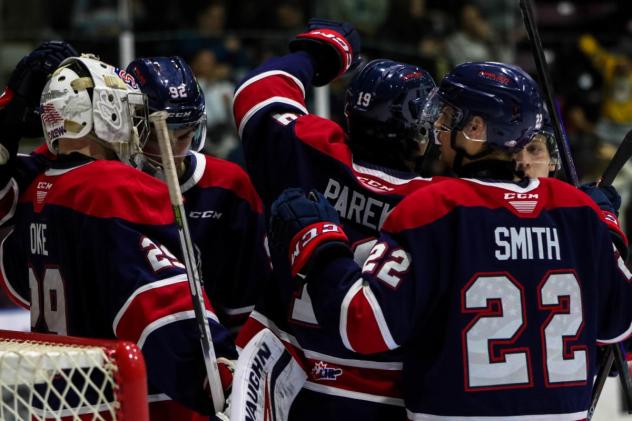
[232,18,436,420]
[126,57,268,333]
[267,62,632,419]
[515,117,560,178]
[0,55,235,417]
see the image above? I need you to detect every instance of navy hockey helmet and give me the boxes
[126,56,207,152]
[344,59,436,172]
[422,61,544,153]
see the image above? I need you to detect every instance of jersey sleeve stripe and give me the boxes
[0,228,29,309]
[221,305,255,316]
[237,96,308,138]
[340,279,398,354]
[113,274,216,343]
[136,309,218,348]
[234,70,305,101]
[597,319,632,344]
[0,178,18,226]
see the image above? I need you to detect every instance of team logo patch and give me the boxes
[116,68,138,89]
[504,192,539,214]
[41,103,63,125]
[311,361,342,381]
[478,70,511,85]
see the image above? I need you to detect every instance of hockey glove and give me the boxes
[0,40,78,140]
[289,18,361,86]
[579,182,628,259]
[269,187,351,277]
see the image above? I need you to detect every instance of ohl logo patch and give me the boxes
[311,361,342,381]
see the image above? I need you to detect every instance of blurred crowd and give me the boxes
[1,0,632,235]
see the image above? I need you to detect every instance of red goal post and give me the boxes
[0,329,149,420]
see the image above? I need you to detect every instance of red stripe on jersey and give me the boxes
[0,87,14,108]
[21,160,175,225]
[235,316,307,371]
[33,143,56,160]
[292,115,353,165]
[233,73,305,130]
[306,357,402,399]
[198,155,263,213]
[383,177,602,234]
[115,278,214,344]
[345,290,390,354]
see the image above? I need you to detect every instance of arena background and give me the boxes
[0,0,631,418]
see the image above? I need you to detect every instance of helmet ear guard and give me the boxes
[40,55,149,166]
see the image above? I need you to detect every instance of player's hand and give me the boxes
[1,40,78,139]
[269,187,350,276]
[289,18,361,86]
[579,183,621,215]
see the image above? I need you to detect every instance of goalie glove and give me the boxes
[289,18,361,86]
[0,41,78,166]
[269,187,351,277]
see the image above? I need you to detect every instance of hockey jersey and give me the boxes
[233,51,434,419]
[305,176,632,420]
[0,145,268,333]
[0,153,236,415]
[178,151,268,331]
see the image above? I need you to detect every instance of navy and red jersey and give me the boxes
[306,176,632,420]
[0,146,268,333]
[233,50,435,418]
[179,151,268,332]
[0,153,236,415]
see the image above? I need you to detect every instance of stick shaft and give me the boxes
[149,110,225,413]
[519,0,579,186]
[599,129,632,187]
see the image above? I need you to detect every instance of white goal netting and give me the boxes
[0,331,148,421]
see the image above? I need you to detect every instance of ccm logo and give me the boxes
[504,193,539,199]
[309,31,352,70]
[290,223,342,265]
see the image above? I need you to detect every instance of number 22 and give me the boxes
[462,271,587,390]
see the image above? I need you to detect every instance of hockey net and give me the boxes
[0,330,148,421]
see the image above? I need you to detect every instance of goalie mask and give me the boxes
[40,55,149,166]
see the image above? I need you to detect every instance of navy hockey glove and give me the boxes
[579,182,621,215]
[269,187,351,277]
[0,40,78,140]
[579,182,628,259]
[289,18,361,86]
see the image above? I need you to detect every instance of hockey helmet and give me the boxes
[422,61,544,153]
[40,54,149,166]
[126,56,207,154]
[345,59,436,171]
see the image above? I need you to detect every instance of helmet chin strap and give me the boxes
[449,128,494,176]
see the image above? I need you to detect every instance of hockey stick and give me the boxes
[594,128,632,415]
[599,128,632,187]
[149,111,225,414]
[519,0,578,186]
[519,1,632,417]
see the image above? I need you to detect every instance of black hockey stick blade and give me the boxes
[588,346,615,420]
[613,343,632,413]
[599,128,632,187]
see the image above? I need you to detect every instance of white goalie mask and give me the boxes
[40,55,149,165]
